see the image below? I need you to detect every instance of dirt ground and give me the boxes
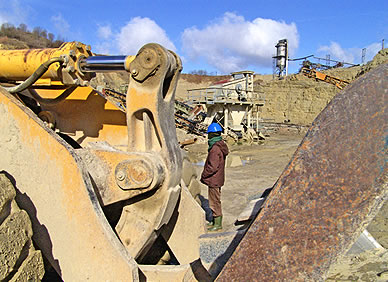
[184,131,388,281]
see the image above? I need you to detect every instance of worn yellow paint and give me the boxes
[35,86,128,147]
[0,42,89,81]
[124,56,136,71]
[0,88,139,280]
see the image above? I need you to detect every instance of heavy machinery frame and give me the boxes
[0,41,386,281]
[0,42,205,280]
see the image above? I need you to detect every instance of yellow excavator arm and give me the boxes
[0,42,134,86]
[0,42,206,281]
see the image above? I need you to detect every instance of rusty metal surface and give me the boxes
[115,159,155,189]
[301,67,350,89]
[218,64,387,281]
[77,149,165,206]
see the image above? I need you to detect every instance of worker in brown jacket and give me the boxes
[200,123,229,231]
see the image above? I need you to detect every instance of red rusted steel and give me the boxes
[218,64,387,281]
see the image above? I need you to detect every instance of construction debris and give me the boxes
[174,100,207,136]
[179,138,198,148]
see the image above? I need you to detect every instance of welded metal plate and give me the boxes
[218,64,387,281]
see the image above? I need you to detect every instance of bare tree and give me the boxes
[48,33,54,42]
[18,23,28,32]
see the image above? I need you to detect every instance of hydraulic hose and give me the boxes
[5,57,65,94]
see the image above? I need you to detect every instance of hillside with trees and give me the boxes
[0,23,64,49]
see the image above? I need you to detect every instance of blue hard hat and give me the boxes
[207,123,222,133]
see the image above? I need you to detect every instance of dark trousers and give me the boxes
[208,187,222,217]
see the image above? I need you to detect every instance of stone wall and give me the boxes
[256,74,341,126]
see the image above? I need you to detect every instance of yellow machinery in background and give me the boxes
[301,66,350,89]
[0,42,205,281]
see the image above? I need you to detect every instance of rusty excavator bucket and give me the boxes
[218,63,387,280]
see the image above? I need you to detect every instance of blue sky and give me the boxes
[1,0,387,74]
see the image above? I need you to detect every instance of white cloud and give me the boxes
[97,24,112,40]
[0,15,6,25]
[318,41,383,64]
[116,17,176,54]
[95,17,176,55]
[317,42,355,63]
[51,14,70,38]
[94,25,114,54]
[94,42,113,55]
[181,12,299,73]
[0,0,28,26]
[363,42,382,62]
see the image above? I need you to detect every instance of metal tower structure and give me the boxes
[273,39,288,77]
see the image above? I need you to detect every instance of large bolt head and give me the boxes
[115,159,154,189]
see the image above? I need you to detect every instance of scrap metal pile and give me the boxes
[174,100,207,136]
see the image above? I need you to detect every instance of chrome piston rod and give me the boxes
[80,50,177,79]
[80,56,129,72]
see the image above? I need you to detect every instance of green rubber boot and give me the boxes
[207,216,222,231]
[207,219,214,227]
